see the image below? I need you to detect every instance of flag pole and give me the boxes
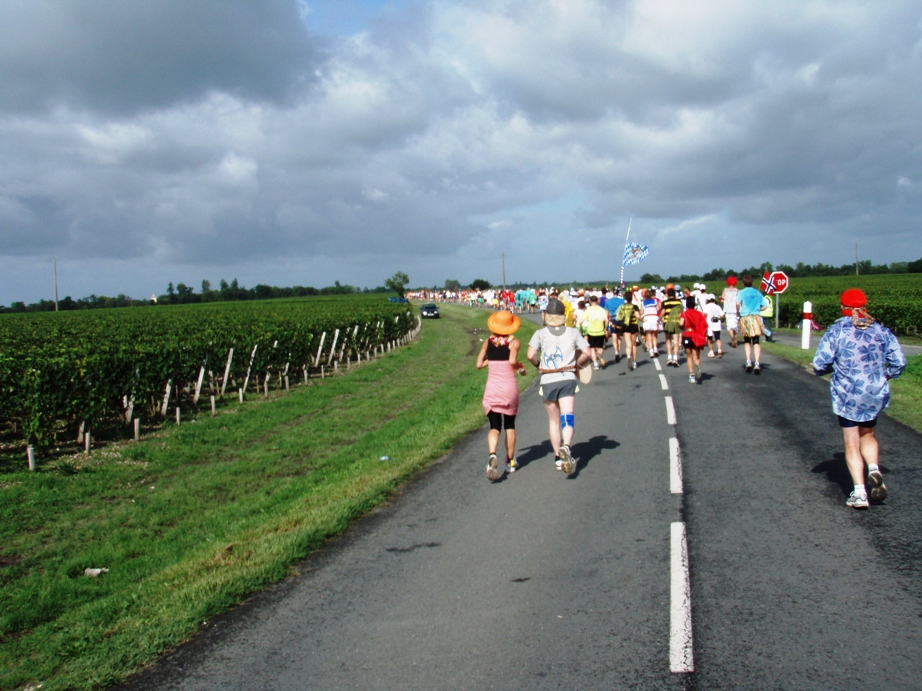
[620,217,632,288]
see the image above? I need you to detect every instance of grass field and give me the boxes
[0,303,537,691]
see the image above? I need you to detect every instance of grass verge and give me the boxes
[762,341,922,434]
[0,304,536,691]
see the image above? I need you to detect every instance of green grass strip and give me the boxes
[0,304,537,691]
[762,341,922,434]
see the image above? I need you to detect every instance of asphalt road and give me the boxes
[120,323,922,691]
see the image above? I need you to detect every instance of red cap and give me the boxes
[726,276,737,286]
[840,288,867,308]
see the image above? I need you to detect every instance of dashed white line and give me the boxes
[665,396,676,425]
[653,357,663,371]
[670,521,694,673]
[659,373,669,390]
[669,437,682,495]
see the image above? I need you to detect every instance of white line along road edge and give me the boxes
[670,521,694,673]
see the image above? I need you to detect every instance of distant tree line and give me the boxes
[640,257,922,286]
[0,278,391,313]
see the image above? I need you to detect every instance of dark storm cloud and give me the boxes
[0,0,320,116]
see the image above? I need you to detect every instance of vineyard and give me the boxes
[772,273,922,335]
[0,297,417,455]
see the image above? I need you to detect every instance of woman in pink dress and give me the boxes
[476,310,525,481]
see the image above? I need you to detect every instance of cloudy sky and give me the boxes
[2,0,921,304]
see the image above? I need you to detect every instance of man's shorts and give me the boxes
[587,334,606,349]
[643,316,659,332]
[622,324,639,334]
[539,378,578,401]
[682,337,699,350]
[838,415,878,428]
[708,330,721,341]
[739,314,763,338]
[725,313,739,331]
[664,324,681,335]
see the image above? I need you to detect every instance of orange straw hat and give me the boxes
[487,310,520,335]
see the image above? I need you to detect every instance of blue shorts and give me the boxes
[838,415,878,429]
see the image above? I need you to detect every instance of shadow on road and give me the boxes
[811,453,890,499]
[514,435,619,478]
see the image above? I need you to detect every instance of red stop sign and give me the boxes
[761,271,789,295]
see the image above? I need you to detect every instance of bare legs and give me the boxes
[543,396,575,456]
[843,425,879,486]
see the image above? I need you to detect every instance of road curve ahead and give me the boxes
[119,329,922,691]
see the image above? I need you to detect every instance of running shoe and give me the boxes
[745,361,753,373]
[717,350,723,359]
[558,444,575,475]
[592,362,600,371]
[508,457,518,473]
[868,470,887,501]
[753,363,761,375]
[614,354,622,363]
[599,357,606,367]
[486,453,502,481]
[707,351,715,358]
[694,364,702,383]
[846,491,869,509]
[731,335,738,348]
[688,374,696,384]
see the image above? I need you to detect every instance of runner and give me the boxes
[737,274,765,374]
[476,310,525,481]
[703,297,725,358]
[615,292,641,370]
[680,295,708,383]
[641,289,661,357]
[661,287,684,367]
[812,289,906,509]
[583,294,610,370]
[721,276,740,347]
[527,299,591,476]
[606,288,626,363]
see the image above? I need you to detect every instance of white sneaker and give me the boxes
[486,453,502,481]
[558,444,575,475]
[846,491,869,509]
[868,470,887,501]
[707,351,715,358]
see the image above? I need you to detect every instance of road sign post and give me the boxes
[761,271,789,332]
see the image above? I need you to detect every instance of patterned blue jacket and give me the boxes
[812,317,906,422]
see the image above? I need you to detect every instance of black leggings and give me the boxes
[487,411,516,431]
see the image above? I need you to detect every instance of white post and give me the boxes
[239,388,244,403]
[221,348,234,397]
[327,329,340,366]
[85,430,91,454]
[194,365,206,403]
[175,407,181,425]
[134,418,140,441]
[161,380,172,416]
[313,332,327,368]
[242,344,258,395]
[211,395,216,416]
[27,446,36,471]
[801,301,812,350]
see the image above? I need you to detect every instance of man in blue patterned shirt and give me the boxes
[813,289,906,509]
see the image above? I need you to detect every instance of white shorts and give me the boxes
[725,314,739,331]
[643,316,659,332]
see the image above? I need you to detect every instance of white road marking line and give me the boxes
[665,396,676,425]
[653,358,663,371]
[670,521,694,673]
[659,373,669,390]
[669,437,682,495]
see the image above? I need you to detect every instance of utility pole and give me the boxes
[53,257,59,311]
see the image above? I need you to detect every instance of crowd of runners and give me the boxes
[468,278,907,512]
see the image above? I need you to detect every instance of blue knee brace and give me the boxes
[560,413,575,430]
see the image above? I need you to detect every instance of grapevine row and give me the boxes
[0,298,417,451]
